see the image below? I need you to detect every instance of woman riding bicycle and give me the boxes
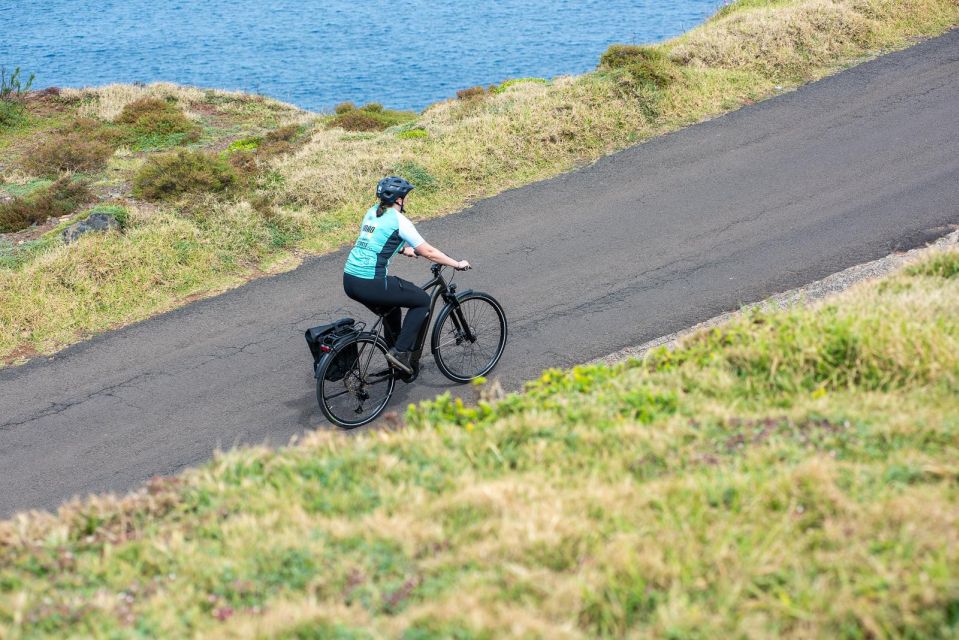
[343,176,470,376]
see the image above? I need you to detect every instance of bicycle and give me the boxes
[305,263,507,428]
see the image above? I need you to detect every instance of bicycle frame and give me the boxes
[360,264,474,375]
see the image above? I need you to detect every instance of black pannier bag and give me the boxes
[305,318,358,381]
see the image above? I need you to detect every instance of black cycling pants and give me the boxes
[343,273,430,352]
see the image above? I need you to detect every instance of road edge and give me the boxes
[590,227,959,367]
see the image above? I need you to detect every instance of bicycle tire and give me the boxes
[431,292,507,383]
[317,333,396,428]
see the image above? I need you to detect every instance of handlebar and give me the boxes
[431,262,470,275]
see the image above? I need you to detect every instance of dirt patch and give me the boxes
[0,214,68,244]
[1,341,39,367]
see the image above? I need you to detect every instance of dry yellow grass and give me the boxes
[62,82,302,122]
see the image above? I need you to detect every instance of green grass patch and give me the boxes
[396,128,429,140]
[490,77,549,94]
[906,250,959,279]
[1,252,958,637]
[229,136,262,152]
[1,179,53,198]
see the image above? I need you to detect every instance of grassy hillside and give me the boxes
[1,0,957,363]
[1,247,957,638]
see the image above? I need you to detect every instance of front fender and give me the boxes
[445,288,474,304]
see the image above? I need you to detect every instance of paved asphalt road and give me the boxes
[3,32,958,517]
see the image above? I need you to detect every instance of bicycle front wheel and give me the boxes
[431,292,507,383]
[317,334,396,428]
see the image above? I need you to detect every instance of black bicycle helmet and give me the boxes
[376,176,414,204]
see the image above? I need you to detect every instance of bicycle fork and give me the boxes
[446,298,477,344]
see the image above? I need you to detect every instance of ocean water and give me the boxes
[2,0,720,112]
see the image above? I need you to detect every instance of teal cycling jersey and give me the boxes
[344,205,425,279]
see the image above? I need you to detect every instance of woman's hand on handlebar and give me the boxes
[411,241,468,270]
[401,246,417,258]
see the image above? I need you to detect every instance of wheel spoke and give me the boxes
[434,296,505,381]
[319,336,395,427]
[323,388,351,401]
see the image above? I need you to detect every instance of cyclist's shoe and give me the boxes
[385,348,414,375]
[399,358,421,384]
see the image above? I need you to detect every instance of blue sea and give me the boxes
[3,1,721,112]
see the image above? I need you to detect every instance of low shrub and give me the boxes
[228,125,301,158]
[114,97,177,125]
[0,66,33,129]
[58,117,125,145]
[32,86,61,98]
[263,124,301,144]
[600,44,658,69]
[114,97,200,149]
[21,132,115,177]
[334,101,356,114]
[258,139,294,158]
[133,150,236,201]
[327,110,384,132]
[130,110,196,137]
[0,199,43,233]
[599,44,679,89]
[0,177,91,232]
[0,100,25,130]
[255,124,302,157]
[456,86,487,101]
[228,149,259,176]
[327,103,416,132]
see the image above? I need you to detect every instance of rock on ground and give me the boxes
[61,213,119,244]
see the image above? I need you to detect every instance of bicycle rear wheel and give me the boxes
[317,334,396,428]
[431,292,507,383]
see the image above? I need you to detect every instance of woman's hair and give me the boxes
[376,200,391,217]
